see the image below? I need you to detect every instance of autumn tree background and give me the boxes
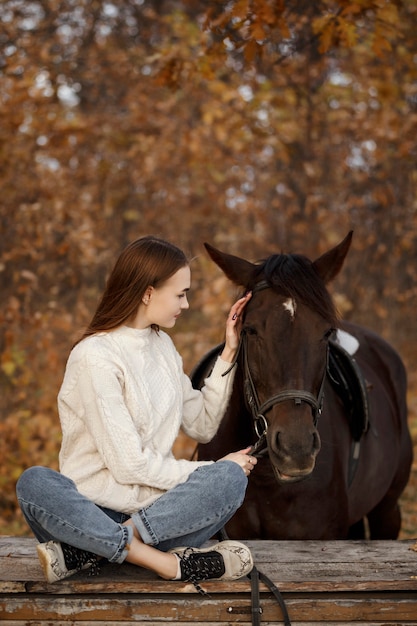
[1,0,416,536]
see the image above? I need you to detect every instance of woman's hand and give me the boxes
[220,292,252,363]
[219,446,258,476]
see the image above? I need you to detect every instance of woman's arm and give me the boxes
[180,292,252,441]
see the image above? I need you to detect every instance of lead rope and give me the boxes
[219,528,291,626]
[249,567,291,626]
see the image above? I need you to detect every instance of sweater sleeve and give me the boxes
[59,352,212,492]
[179,354,237,443]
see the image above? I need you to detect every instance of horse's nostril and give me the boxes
[274,431,281,450]
[312,431,321,453]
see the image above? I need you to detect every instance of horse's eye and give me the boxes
[245,326,258,336]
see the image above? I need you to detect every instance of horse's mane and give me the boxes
[252,253,339,326]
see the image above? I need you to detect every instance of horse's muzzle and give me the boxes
[272,465,314,484]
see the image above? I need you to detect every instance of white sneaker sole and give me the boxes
[36,542,63,583]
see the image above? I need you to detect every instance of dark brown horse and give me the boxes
[195,232,413,539]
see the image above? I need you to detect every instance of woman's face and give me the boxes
[142,265,191,329]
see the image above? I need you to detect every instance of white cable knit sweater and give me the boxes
[58,325,236,514]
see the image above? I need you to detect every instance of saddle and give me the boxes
[191,343,223,389]
[191,333,370,444]
[327,337,369,442]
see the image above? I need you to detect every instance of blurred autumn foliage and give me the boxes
[1,0,417,537]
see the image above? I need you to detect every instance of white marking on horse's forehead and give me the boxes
[283,298,297,319]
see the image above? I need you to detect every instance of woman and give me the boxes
[16,236,256,590]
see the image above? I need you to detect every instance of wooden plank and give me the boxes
[1,620,417,626]
[4,536,417,563]
[2,592,417,622]
[1,537,417,593]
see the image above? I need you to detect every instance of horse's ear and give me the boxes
[312,231,353,283]
[204,243,256,288]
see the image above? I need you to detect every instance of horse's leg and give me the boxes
[366,499,401,539]
[366,465,408,538]
[367,423,412,539]
[347,519,366,539]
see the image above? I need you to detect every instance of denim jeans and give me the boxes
[16,461,247,564]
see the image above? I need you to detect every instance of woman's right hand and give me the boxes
[219,446,257,476]
[220,292,252,363]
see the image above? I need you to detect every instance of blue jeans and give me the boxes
[16,461,247,564]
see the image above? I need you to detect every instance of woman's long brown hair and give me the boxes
[74,236,188,345]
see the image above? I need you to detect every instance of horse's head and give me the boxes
[204,232,353,484]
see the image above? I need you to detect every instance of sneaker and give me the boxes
[170,540,253,592]
[36,541,100,583]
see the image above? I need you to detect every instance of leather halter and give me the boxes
[236,279,327,457]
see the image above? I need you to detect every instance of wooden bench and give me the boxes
[1,536,417,624]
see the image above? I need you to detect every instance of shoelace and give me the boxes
[179,548,225,596]
[61,543,101,577]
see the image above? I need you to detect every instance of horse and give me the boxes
[194,232,413,540]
